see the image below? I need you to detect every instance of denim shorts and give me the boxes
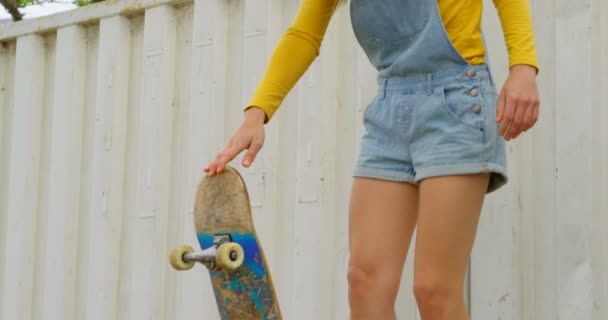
[353,64,507,193]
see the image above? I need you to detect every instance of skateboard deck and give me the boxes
[170,166,282,320]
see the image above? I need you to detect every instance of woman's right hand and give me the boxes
[204,107,267,176]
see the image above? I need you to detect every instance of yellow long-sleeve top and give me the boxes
[247,0,538,122]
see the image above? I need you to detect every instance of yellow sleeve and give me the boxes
[245,0,337,122]
[493,0,539,72]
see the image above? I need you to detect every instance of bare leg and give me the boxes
[348,177,419,320]
[413,174,490,320]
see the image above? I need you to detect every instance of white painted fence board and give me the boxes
[31,34,56,320]
[164,5,193,319]
[80,16,131,320]
[1,1,608,319]
[1,34,46,320]
[170,1,236,318]
[37,25,87,320]
[267,3,300,318]
[555,1,594,319]
[526,0,559,319]
[123,6,177,320]
[0,40,15,320]
[291,21,338,319]
[591,3,608,319]
[74,24,100,320]
[116,13,145,320]
[220,0,244,144]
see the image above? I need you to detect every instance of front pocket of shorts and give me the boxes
[439,83,486,130]
[362,96,379,121]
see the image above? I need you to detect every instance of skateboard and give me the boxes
[169,166,282,320]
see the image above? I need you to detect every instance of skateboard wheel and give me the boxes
[216,242,244,271]
[169,245,196,271]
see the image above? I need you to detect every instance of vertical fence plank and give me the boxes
[528,0,559,318]
[290,15,341,318]
[0,41,15,317]
[0,34,46,320]
[292,55,326,319]
[117,14,145,320]
[271,0,299,317]
[555,1,594,319]
[80,16,131,320]
[38,25,87,320]
[123,5,177,320]
[163,4,193,320]
[31,34,56,320]
[171,0,233,318]
[591,2,608,319]
[74,24,100,320]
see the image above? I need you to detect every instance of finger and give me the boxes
[207,158,222,176]
[512,106,534,139]
[215,146,240,174]
[506,98,528,140]
[242,138,263,167]
[499,94,516,137]
[496,90,506,122]
[204,156,223,173]
[533,100,540,123]
[207,143,235,176]
[207,157,225,176]
[205,161,216,176]
[205,155,221,175]
[506,107,523,140]
[513,107,533,139]
[503,122,512,140]
[521,100,536,133]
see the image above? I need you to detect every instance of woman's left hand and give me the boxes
[496,64,540,141]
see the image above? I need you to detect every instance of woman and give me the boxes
[205,0,540,319]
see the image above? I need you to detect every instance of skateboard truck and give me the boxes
[169,235,245,272]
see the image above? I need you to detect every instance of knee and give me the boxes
[347,265,369,294]
[347,264,399,303]
[413,276,458,313]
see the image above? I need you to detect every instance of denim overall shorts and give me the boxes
[350,0,507,193]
